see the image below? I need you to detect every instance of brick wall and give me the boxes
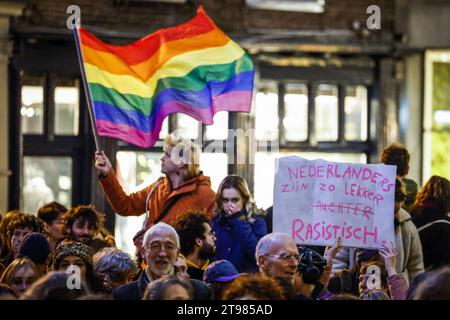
[13,0,395,40]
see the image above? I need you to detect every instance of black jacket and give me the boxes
[113,269,149,300]
[113,270,211,300]
[412,205,450,270]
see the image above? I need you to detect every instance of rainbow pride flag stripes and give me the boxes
[77,6,254,147]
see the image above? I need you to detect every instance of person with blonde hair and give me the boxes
[94,134,216,227]
[0,257,41,297]
[213,175,267,272]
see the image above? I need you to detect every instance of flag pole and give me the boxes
[73,27,101,152]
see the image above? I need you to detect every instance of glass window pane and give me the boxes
[114,151,162,256]
[21,84,44,135]
[345,85,368,141]
[315,84,338,141]
[255,85,279,141]
[22,156,72,214]
[205,111,228,140]
[159,117,169,140]
[254,151,367,210]
[176,114,199,139]
[200,153,228,191]
[284,84,308,142]
[55,85,80,135]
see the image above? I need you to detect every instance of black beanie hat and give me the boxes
[18,232,51,265]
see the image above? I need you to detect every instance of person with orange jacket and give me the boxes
[94,134,216,227]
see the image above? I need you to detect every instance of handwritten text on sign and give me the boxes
[273,157,396,249]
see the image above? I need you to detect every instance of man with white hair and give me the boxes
[95,134,216,227]
[255,233,300,284]
[113,222,210,300]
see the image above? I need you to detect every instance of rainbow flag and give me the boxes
[76,6,254,148]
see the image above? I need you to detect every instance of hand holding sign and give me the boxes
[379,241,398,276]
[273,156,396,249]
[324,237,343,265]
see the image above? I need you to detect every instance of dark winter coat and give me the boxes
[212,209,267,273]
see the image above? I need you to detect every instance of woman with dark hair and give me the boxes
[213,175,268,272]
[50,241,105,293]
[412,175,450,270]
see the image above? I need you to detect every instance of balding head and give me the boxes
[255,233,299,283]
[143,222,180,249]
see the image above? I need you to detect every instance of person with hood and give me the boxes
[213,175,267,272]
[94,134,216,227]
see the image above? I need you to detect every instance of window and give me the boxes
[159,117,169,140]
[423,50,450,181]
[54,81,80,135]
[253,79,371,209]
[21,79,44,135]
[22,156,72,214]
[345,85,368,141]
[17,71,91,212]
[176,113,199,139]
[114,151,162,255]
[200,152,228,192]
[255,84,279,141]
[246,0,325,13]
[283,84,308,142]
[205,112,229,140]
[315,84,338,142]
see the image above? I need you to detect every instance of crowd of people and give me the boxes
[0,136,449,300]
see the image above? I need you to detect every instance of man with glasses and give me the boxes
[113,222,210,300]
[113,222,180,299]
[255,233,300,284]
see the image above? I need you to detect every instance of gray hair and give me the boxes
[143,222,180,249]
[93,247,138,280]
[255,233,295,262]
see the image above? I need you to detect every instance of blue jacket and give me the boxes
[212,209,268,273]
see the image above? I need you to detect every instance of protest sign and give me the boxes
[273,156,396,249]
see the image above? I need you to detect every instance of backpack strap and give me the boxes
[417,219,450,232]
[152,193,186,224]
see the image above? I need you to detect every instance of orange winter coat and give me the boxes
[99,170,216,227]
